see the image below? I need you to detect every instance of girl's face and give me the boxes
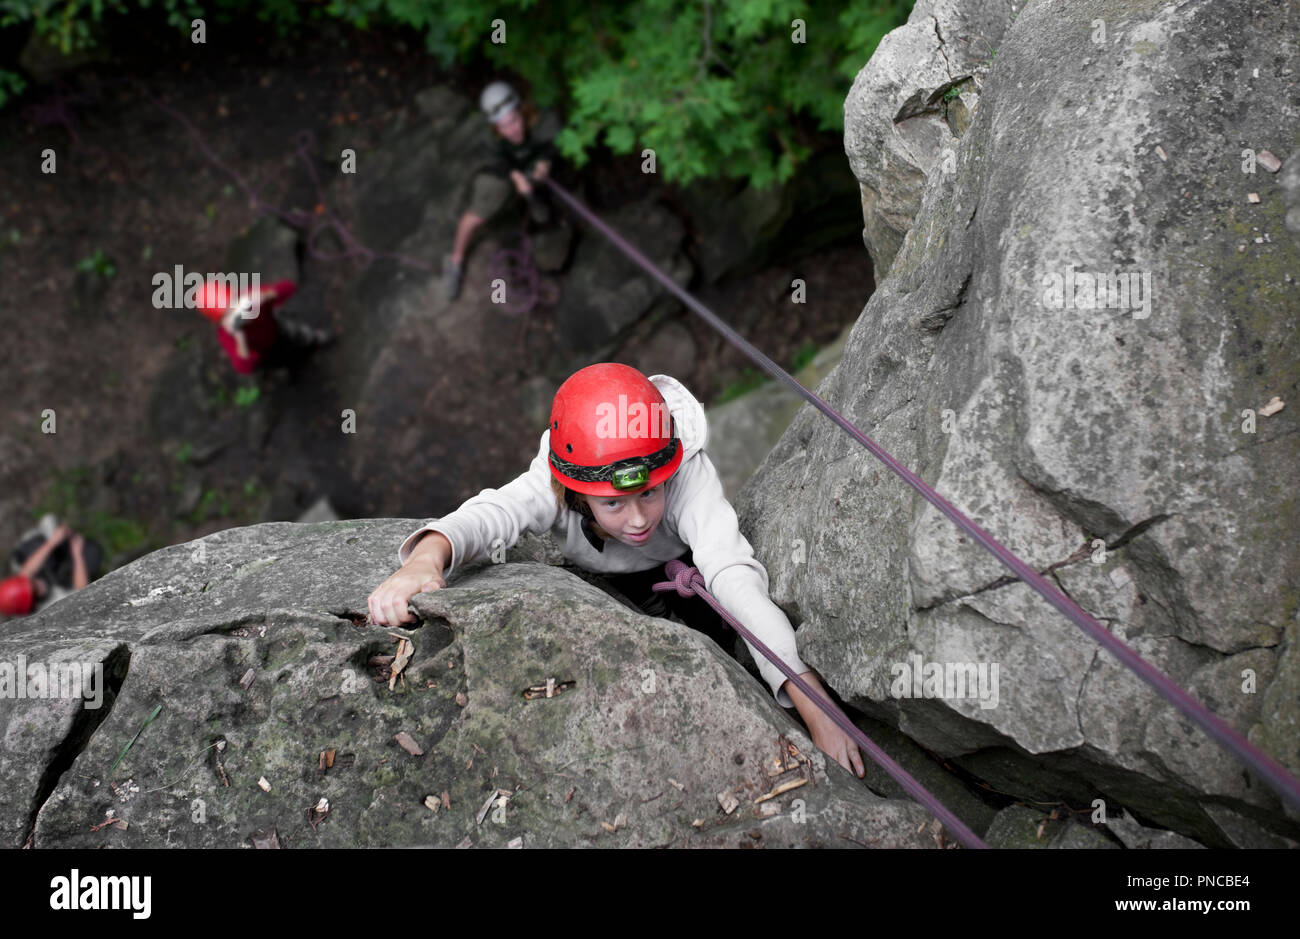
[586,484,666,547]
[495,109,526,145]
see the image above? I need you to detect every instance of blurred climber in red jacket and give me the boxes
[197,278,333,375]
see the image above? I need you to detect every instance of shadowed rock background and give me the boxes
[3,0,1297,849]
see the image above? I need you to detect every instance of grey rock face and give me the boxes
[705,324,853,500]
[844,0,1021,278]
[0,521,934,848]
[555,201,693,355]
[740,0,1299,848]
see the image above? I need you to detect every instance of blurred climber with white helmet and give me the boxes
[443,80,565,300]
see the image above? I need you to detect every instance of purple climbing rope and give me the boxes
[145,87,432,271]
[653,560,989,849]
[487,194,563,316]
[24,85,111,176]
[544,176,1300,815]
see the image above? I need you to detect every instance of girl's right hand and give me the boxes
[368,562,445,626]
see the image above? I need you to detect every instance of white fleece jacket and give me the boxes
[397,374,810,706]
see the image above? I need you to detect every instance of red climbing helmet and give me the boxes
[196,280,233,322]
[548,363,683,497]
[0,575,35,617]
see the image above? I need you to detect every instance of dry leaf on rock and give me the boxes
[395,732,424,756]
[753,778,807,804]
[388,638,415,691]
[309,797,331,829]
[476,789,509,825]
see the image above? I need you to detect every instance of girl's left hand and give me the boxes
[807,712,865,778]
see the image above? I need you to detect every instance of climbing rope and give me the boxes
[653,561,989,849]
[543,175,1300,816]
[488,215,561,317]
[145,85,432,272]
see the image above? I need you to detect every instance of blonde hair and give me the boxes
[550,477,611,541]
[521,100,540,131]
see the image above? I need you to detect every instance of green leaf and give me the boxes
[110,704,163,777]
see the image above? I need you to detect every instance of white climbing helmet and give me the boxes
[480,81,520,124]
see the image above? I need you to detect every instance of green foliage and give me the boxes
[34,466,89,519]
[85,510,151,557]
[496,0,913,187]
[187,487,232,523]
[33,466,153,560]
[0,69,26,110]
[716,366,767,404]
[234,385,260,407]
[76,248,116,278]
[790,338,818,373]
[0,0,913,185]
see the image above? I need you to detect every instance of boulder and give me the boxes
[738,0,1300,848]
[843,0,1019,278]
[0,521,936,848]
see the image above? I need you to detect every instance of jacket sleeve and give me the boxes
[669,450,810,707]
[397,431,561,574]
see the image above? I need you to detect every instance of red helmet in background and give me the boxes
[196,280,233,322]
[548,363,682,497]
[0,575,35,617]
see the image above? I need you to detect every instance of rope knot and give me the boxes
[651,560,702,598]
